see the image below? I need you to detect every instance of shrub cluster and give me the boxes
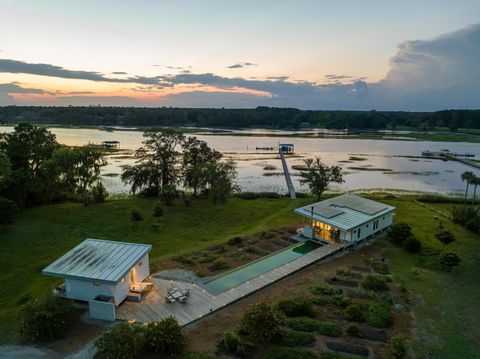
[452,205,480,233]
[218,328,252,358]
[95,317,185,359]
[227,236,243,245]
[342,303,366,322]
[240,302,285,343]
[439,251,461,272]
[360,275,389,291]
[275,298,316,318]
[237,191,281,200]
[20,294,76,342]
[308,284,343,296]
[366,303,393,328]
[280,329,316,347]
[390,333,408,359]
[286,317,342,337]
[387,222,422,253]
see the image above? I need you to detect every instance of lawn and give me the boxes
[1,195,479,358]
[0,197,310,343]
[382,197,480,358]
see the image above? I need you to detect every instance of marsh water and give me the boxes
[1,126,479,195]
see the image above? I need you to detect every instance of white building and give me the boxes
[295,193,395,245]
[42,239,152,306]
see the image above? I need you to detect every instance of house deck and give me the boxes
[116,242,344,326]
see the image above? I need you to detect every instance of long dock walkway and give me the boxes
[116,242,344,326]
[279,150,296,199]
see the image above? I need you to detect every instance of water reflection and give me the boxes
[1,126,478,195]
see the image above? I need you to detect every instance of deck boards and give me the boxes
[116,242,344,326]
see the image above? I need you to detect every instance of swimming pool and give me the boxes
[204,241,320,295]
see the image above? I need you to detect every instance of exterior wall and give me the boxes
[131,254,150,283]
[349,211,395,243]
[88,299,116,321]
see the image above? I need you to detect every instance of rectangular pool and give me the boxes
[204,241,320,295]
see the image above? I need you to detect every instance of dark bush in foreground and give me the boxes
[0,197,18,224]
[94,322,145,359]
[144,317,185,356]
[238,191,281,200]
[361,275,388,291]
[435,229,456,245]
[275,298,316,317]
[366,303,393,328]
[20,294,75,342]
[387,223,411,244]
[240,302,285,343]
[227,236,243,245]
[218,328,252,358]
[403,235,422,253]
[280,330,315,347]
[439,251,461,272]
[263,346,318,359]
[342,303,365,322]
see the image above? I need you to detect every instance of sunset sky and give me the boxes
[1,0,479,110]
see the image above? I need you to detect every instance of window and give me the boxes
[357,228,361,239]
[121,277,125,283]
[366,224,369,227]
[93,280,100,286]
[138,261,143,266]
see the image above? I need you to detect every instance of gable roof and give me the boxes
[42,239,152,284]
[294,193,395,231]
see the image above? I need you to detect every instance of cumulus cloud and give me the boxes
[227,62,257,69]
[1,23,479,109]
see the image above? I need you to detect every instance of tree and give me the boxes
[471,175,480,206]
[94,322,145,359]
[122,130,185,196]
[144,317,185,356]
[240,302,284,343]
[298,158,344,200]
[0,151,10,190]
[20,294,76,342]
[387,222,411,244]
[182,136,222,196]
[205,159,238,204]
[1,123,58,206]
[461,171,475,205]
[54,146,106,205]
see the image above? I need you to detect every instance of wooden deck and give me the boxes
[116,242,344,326]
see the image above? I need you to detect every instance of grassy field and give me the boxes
[382,197,480,358]
[0,195,479,357]
[0,197,310,343]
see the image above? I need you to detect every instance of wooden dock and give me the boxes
[116,242,344,326]
[279,150,296,199]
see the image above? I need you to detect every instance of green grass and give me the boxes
[1,195,479,358]
[0,197,310,343]
[381,198,480,358]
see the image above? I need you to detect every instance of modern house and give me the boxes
[295,193,395,245]
[279,143,295,153]
[42,239,152,306]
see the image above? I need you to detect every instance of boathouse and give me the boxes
[295,194,395,245]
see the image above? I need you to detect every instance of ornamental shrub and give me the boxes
[435,229,456,245]
[144,317,185,356]
[280,330,316,347]
[439,251,461,272]
[361,275,388,291]
[390,333,408,359]
[218,328,252,358]
[366,303,393,328]
[94,322,145,359]
[20,294,76,342]
[387,223,411,244]
[403,235,422,253]
[275,298,316,317]
[240,302,285,343]
[342,303,366,322]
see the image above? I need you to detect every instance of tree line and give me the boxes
[1,106,480,130]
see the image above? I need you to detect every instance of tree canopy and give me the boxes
[298,158,344,200]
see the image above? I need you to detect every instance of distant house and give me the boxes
[42,239,152,306]
[101,140,120,149]
[295,194,395,245]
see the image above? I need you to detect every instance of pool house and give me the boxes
[295,194,395,245]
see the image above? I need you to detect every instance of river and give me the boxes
[1,126,479,195]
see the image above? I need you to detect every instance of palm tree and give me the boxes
[461,171,474,205]
[471,175,480,206]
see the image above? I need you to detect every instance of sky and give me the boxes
[0,0,479,110]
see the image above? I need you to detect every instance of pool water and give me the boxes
[204,241,320,295]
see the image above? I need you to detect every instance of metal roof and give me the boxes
[295,194,395,231]
[42,239,152,284]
